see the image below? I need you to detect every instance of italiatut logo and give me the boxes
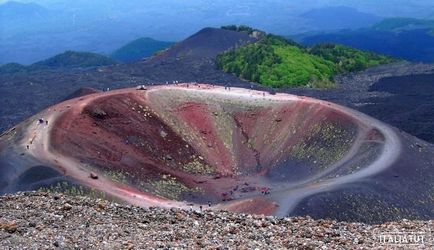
[373,230,433,246]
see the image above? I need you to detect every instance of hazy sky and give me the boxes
[1,0,434,64]
[2,0,434,16]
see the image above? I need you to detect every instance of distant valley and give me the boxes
[0,37,175,73]
[2,1,422,65]
[299,17,434,63]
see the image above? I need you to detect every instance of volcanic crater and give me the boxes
[2,84,419,219]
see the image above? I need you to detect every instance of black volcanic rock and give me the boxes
[147,27,257,64]
[360,74,434,143]
[291,131,434,223]
[288,63,434,144]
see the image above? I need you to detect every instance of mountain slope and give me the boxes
[147,27,257,64]
[301,29,434,62]
[111,38,174,62]
[300,6,383,31]
[0,51,117,73]
[373,17,434,31]
[0,63,28,74]
[33,51,116,68]
[0,1,49,21]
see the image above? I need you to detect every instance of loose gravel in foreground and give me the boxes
[0,192,433,249]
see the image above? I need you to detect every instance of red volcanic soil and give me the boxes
[174,101,235,174]
[4,83,434,223]
[51,91,224,203]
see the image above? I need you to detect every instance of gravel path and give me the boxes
[1,192,433,249]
